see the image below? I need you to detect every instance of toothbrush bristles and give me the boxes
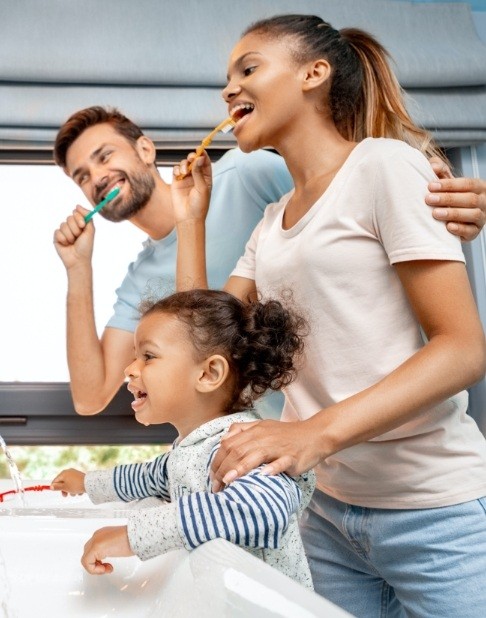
[221,120,235,134]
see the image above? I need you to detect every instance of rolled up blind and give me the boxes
[1,0,484,158]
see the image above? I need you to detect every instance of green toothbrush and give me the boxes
[84,186,121,223]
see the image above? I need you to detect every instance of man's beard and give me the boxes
[100,168,156,223]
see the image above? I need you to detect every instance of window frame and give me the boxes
[0,382,177,445]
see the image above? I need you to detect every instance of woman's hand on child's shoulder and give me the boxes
[211,418,323,492]
[50,468,86,497]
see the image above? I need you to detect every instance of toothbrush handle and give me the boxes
[176,118,234,180]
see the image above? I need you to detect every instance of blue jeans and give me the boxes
[300,489,486,617]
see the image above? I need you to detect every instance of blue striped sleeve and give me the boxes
[112,451,171,502]
[176,469,302,551]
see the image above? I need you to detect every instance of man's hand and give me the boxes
[50,468,86,496]
[427,159,486,241]
[81,526,134,575]
[53,205,95,270]
[210,419,323,492]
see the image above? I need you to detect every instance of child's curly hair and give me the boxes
[140,289,307,413]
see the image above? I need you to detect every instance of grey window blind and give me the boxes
[0,0,485,155]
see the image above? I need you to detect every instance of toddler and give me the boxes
[51,289,314,588]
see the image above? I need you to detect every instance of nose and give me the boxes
[93,169,110,195]
[222,77,241,103]
[124,358,141,379]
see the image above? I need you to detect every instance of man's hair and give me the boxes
[53,106,144,168]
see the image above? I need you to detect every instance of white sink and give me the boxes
[0,480,350,618]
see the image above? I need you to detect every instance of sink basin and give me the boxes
[0,480,350,617]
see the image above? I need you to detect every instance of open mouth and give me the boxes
[98,180,123,203]
[230,103,254,124]
[130,389,147,412]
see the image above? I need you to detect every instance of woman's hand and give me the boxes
[50,468,86,496]
[81,525,133,575]
[171,150,212,225]
[427,158,486,241]
[210,418,324,492]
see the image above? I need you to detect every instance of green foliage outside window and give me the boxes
[0,444,168,481]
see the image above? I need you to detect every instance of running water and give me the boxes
[0,434,26,506]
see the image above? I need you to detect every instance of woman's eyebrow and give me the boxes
[226,51,262,81]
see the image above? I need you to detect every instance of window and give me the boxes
[0,164,177,447]
[0,164,157,381]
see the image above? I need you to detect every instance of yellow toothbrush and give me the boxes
[176,117,235,180]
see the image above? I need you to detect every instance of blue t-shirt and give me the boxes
[107,148,292,331]
[106,147,293,417]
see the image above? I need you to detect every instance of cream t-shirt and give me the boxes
[232,137,486,509]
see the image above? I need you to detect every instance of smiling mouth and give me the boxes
[230,103,254,124]
[130,390,147,412]
[99,181,123,202]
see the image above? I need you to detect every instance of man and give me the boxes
[53,106,486,416]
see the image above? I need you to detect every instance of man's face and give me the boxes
[65,123,156,222]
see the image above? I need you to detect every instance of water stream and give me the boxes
[0,435,26,507]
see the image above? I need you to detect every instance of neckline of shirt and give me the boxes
[278,138,372,238]
[144,226,177,248]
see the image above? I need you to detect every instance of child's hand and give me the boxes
[171,150,212,224]
[81,525,133,575]
[50,468,86,496]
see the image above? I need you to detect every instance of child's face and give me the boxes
[223,32,305,153]
[125,313,202,430]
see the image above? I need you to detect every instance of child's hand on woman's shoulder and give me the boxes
[50,468,86,496]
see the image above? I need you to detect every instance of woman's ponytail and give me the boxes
[339,28,444,161]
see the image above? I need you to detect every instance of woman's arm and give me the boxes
[172,151,258,300]
[211,260,486,489]
[171,153,212,291]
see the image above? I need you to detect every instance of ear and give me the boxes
[196,354,230,393]
[302,59,331,92]
[135,135,157,166]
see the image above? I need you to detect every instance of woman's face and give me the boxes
[223,32,307,153]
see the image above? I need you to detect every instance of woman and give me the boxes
[172,15,486,616]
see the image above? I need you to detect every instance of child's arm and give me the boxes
[177,468,315,550]
[86,451,172,505]
[50,468,85,496]
[79,466,314,574]
[125,468,315,562]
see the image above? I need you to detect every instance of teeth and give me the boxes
[230,103,254,122]
[103,182,121,200]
